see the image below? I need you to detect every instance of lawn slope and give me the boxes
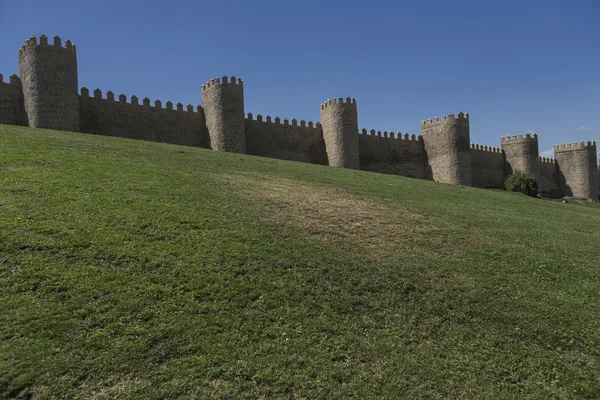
[1,125,599,399]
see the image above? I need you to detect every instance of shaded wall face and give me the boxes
[320,102,360,169]
[0,77,26,126]
[79,95,209,148]
[358,133,426,179]
[18,43,79,131]
[201,82,245,153]
[470,149,505,189]
[537,161,561,197]
[244,118,328,165]
[421,118,471,186]
[555,147,599,200]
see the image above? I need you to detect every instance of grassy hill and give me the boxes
[1,124,599,399]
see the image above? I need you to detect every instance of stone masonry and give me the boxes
[0,34,598,200]
[320,97,360,169]
[18,35,79,131]
[420,113,472,186]
[201,77,245,154]
[554,142,598,199]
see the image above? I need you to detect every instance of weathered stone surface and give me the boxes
[554,142,599,200]
[245,115,328,165]
[358,132,426,179]
[501,134,539,176]
[0,74,26,126]
[420,113,472,186]
[18,36,79,131]
[79,92,209,148]
[320,98,360,169]
[201,77,245,153]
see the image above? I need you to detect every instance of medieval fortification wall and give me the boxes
[0,74,26,126]
[1,35,599,200]
[79,88,209,148]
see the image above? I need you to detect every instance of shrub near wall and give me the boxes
[504,170,539,197]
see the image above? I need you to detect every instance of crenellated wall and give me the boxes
[244,113,328,165]
[358,130,426,179]
[470,144,505,189]
[536,156,560,197]
[0,74,26,126]
[2,33,600,200]
[79,88,209,148]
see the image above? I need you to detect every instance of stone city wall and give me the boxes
[3,33,600,200]
[0,74,26,126]
[79,88,209,148]
[358,130,426,179]
[244,113,328,165]
[469,144,505,189]
[536,156,560,197]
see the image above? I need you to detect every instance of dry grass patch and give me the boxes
[227,172,439,256]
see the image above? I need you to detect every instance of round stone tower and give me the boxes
[201,76,245,153]
[420,113,472,186]
[500,133,539,175]
[18,35,79,131]
[319,97,360,169]
[554,141,598,200]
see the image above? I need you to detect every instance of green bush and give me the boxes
[504,170,539,197]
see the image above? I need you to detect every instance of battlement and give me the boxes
[0,74,21,87]
[360,128,421,142]
[18,35,76,54]
[470,143,503,153]
[538,156,556,164]
[245,112,319,129]
[500,133,538,143]
[80,87,202,113]
[553,141,597,153]
[420,112,468,126]
[201,76,243,91]
[320,97,356,111]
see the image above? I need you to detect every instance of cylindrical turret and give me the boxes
[18,35,79,131]
[201,76,245,153]
[554,141,598,200]
[319,97,360,169]
[420,112,471,186]
[501,133,539,176]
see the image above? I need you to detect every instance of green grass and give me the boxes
[1,124,599,399]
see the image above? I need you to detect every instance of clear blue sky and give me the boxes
[1,0,598,156]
